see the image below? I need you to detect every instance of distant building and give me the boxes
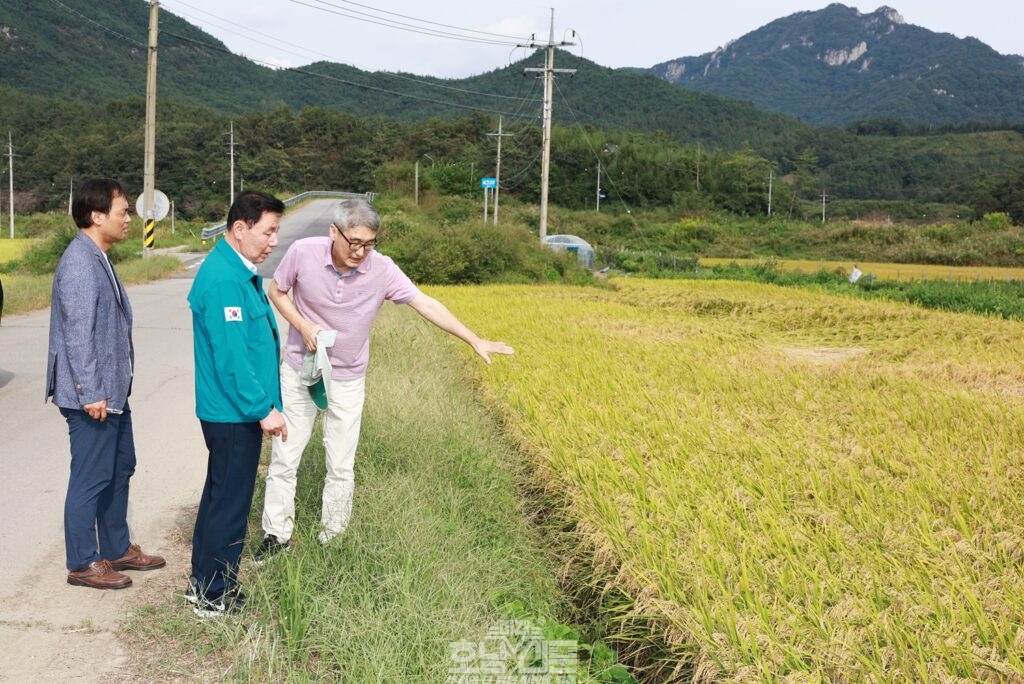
[543,234,594,270]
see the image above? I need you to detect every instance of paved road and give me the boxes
[0,199,333,682]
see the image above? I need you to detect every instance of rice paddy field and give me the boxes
[433,278,1024,682]
[699,258,1024,284]
[0,238,32,264]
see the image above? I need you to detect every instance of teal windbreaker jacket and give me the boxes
[188,238,282,423]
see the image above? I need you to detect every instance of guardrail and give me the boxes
[200,190,378,240]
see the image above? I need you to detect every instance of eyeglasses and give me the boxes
[332,225,377,252]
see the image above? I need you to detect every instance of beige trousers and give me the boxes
[262,363,365,543]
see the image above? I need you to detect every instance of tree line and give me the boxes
[1,86,1022,224]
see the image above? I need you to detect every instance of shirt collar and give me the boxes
[236,250,258,274]
[225,239,258,274]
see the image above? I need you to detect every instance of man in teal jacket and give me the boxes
[186,191,288,617]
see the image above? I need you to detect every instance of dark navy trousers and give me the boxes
[190,420,263,599]
[60,407,135,571]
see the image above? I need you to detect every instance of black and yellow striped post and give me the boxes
[144,216,155,250]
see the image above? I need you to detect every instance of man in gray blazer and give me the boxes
[46,178,165,590]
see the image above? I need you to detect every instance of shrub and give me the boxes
[17,223,78,274]
[980,212,1013,230]
[381,215,592,286]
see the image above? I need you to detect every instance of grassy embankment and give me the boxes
[439,279,1024,681]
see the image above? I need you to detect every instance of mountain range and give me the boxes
[644,4,1024,126]
[0,1,1021,135]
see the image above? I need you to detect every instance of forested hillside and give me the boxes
[1,1,1023,224]
[0,0,812,151]
[647,4,1024,126]
[2,85,1023,224]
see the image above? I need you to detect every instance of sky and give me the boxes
[157,0,1023,79]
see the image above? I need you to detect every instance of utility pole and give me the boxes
[226,120,238,203]
[596,159,602,212]
[414,160,419,205]
[142,0,159,254]
[522,10,575,243]
[821,188,828,223]
[486,116,512,225]
[5,132,15,238]
[695,142,701,192]
[767,170,773,216]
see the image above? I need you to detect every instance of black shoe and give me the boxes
[192,585,246,619]
[253,534,289,564]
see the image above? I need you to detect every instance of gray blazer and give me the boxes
[45,231,134,410]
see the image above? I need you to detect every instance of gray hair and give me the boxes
[332,198,380,232]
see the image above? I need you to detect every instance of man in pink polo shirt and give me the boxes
[257,198,514,557]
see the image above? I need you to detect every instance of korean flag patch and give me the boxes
[224,306,243,322]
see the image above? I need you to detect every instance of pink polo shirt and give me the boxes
[273,237,421,380]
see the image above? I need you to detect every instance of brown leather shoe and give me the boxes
[109,543,166,571]
[67,560,132,589]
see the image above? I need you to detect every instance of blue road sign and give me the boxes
[480,177,497,189]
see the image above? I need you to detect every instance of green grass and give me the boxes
[122,305,624,682]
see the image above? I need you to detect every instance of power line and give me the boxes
[289,0,527,46]
[307,0,531,41]
[47,0,145,47]
[161,0,535,78]
[161,0,335,66]
[48,0,544,120]
[47,0,552,178]
[521,10,575,243]
[286,64,538,117]
[551,77,641,232]
[158,29,541,117]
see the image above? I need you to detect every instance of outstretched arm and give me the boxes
[406,292,514,364]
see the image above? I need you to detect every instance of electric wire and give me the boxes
[305,0,530,41]
[48,0,145,47]
[158,29,540,118]
[49,0,551,195]
[290,0,527,46]
[158,1,542,105]
[552,76,642,231]
[160,0,332,66]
